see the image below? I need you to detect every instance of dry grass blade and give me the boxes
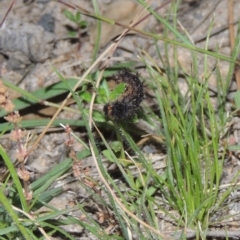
[12,205,51,240]
[0,0,16,28]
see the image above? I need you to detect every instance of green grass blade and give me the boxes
[0,78,80,117]
[0,190,30,239]
[0,119,85,133]
[31,158,72,194]
[0,145,28,211]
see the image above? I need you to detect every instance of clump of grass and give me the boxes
[77,1,240,239]
[0,80,74,239]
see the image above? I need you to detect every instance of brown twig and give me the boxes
[0,0,16,28]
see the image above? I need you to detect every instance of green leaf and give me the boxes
[110,141,122,153]
[92,111,106,122]
[64,10,76,22]
[76,149,91,159]
[75,12,81,23]
[128,114,139,123]
[233,90,240,108]
[82,109,106,122]
[102,150,115,162]
[109,82,125,101]
[68,31,78,37]
[228,145,240,151]
[146,186,157,197]
[135,176,144,189]
[79,20,88,28]
[97,80,109,103]
[79,91,92,102]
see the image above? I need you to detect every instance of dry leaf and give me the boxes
[90,0,148,47]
